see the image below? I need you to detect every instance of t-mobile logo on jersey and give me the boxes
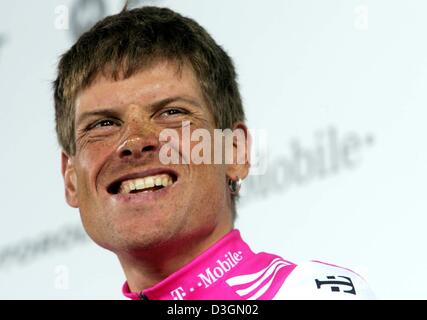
[197,251,243,288]
[315,275,356,295]
[169,250,244,300]
[170,287,186,300]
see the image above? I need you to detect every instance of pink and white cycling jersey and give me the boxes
[122,229,375,300]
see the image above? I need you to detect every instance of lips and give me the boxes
[106,168,178,195]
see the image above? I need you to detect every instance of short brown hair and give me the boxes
[53,6,245,156]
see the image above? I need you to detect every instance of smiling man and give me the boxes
[54,6,375,300]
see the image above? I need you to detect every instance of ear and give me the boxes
[225,122,251,181]
[61,151,79,208]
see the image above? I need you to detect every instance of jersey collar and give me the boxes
[122,229,295,300]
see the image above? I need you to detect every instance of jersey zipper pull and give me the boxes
[138,293,149,300]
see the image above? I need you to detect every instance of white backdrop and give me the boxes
[1,0,426,299]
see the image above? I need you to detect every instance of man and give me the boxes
[54,6,374,300]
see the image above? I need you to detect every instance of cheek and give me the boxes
[193,165,227,201]
[184,127,219,164]
[187,130,227,195]
[189,166,228,225]
[75,142,113,196]
[75,142,114,240]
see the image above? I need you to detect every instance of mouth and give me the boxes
[107,169,178,195]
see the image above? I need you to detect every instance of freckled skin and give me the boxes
[61,60,249,290]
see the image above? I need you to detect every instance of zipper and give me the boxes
[138,293,149,300]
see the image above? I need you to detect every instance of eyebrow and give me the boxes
[148,96,202,112]
[76,96,202,127]
[76,109,121,128]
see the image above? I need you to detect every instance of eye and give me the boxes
[89,119,119,130]
[160,108,186,117]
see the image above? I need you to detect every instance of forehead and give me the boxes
[76,60,206,115]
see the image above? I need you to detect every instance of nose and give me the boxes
[117,133,159,160]
[115,105,161,160]
[118,136,157,159]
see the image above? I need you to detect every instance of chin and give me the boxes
[108,219,181,250]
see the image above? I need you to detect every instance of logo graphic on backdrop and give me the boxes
[0,225,88,271]
[65,0,165,40]
[241,126,374,201]
[69,0,106,39]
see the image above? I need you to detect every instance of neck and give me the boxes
[117,224,233,292]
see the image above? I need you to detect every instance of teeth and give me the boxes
[118,174,173,194]
[122,183,131,194]
[145,177,154,188]
[162,177,168,186]
[154,177,162,186]
[134,179,145,190]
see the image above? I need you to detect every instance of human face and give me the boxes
[61,61,238,253]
